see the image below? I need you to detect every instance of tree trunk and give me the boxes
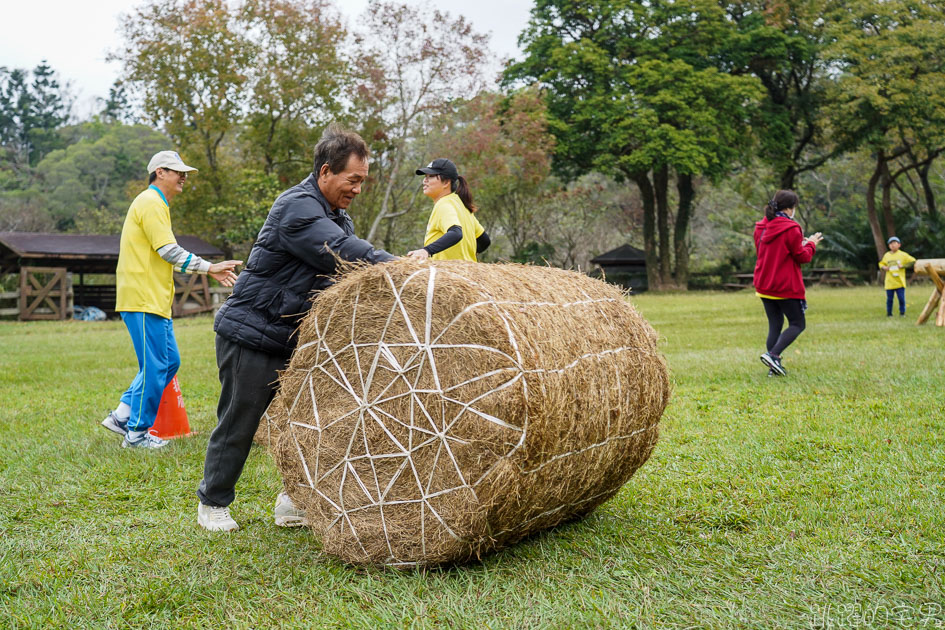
[503,191,531,261]
[779,164,796,191]
[206,130,227,201]
[631,172,659,291]
[653,164,671,285]
[264,113,279,176]
[880,159,897,240]
[367,151,401,245]
[674,172,695,289]
[917,160,938,222]
[866,152,887,259]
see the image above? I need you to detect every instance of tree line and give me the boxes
[2,0,944,290]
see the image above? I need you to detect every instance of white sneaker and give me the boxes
[198,503,239,532]
[122,430,168,449]
[274,492,308,527]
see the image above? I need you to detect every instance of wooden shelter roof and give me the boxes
[0,231,223,274]
[590,244,647,265]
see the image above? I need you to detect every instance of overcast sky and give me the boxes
[2,0,534,117]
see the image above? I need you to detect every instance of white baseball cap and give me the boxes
[147,150,198,174]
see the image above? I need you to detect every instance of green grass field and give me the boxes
[1,286,943,629]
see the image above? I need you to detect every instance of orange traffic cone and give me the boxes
[149,375,194,439]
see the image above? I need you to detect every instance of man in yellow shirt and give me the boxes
[101,151,242,449]
[878,236,917,317]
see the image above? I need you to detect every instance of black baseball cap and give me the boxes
[416,158,458,180]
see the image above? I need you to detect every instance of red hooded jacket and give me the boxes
[752,216,816,299]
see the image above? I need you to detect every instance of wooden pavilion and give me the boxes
[0,231,224,320]
[590,244,649,292]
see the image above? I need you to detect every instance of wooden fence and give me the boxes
[0,290,20,318]
[0,273,234,320]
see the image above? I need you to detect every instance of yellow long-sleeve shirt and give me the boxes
[878,250,916,290]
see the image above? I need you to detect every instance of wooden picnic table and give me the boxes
[914,259,945,326]
[806,268,855,287]
[723,273,755,290]
[724,268,860,291]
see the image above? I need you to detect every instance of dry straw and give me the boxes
[264,260,670,567]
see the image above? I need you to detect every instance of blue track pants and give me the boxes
[119,312,181,432]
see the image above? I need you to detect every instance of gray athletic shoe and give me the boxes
[274,492,309,527]
[101,411,129,436]
[122,430,168,450]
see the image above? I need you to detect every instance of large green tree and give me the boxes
[725,0,843,190]
[507,0,761,289]
[828,0,945,257]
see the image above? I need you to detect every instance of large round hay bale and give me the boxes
[267,261,669,567]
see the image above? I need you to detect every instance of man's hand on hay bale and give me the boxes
[406,249,430,261]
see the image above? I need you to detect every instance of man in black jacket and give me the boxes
[197,124,396,532]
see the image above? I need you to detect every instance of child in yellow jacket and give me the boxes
[879,236,916,317]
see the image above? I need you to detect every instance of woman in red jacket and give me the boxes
[752,190,823,376]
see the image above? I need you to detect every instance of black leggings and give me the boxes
[761,298,806,357]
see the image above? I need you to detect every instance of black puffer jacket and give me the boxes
[215,174,395,357]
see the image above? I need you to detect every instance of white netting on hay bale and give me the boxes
[265,261,669,567]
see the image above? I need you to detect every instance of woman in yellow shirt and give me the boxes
[407,158,490,262]
[878,236,916,316]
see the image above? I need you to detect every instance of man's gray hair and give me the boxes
[313,123,369,176]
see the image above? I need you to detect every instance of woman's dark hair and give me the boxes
[148,171,157,184]
[764,189,799,220]
[451,175,477,213]
[313,123,369,176]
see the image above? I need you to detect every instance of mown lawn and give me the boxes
[1,286,943,629]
